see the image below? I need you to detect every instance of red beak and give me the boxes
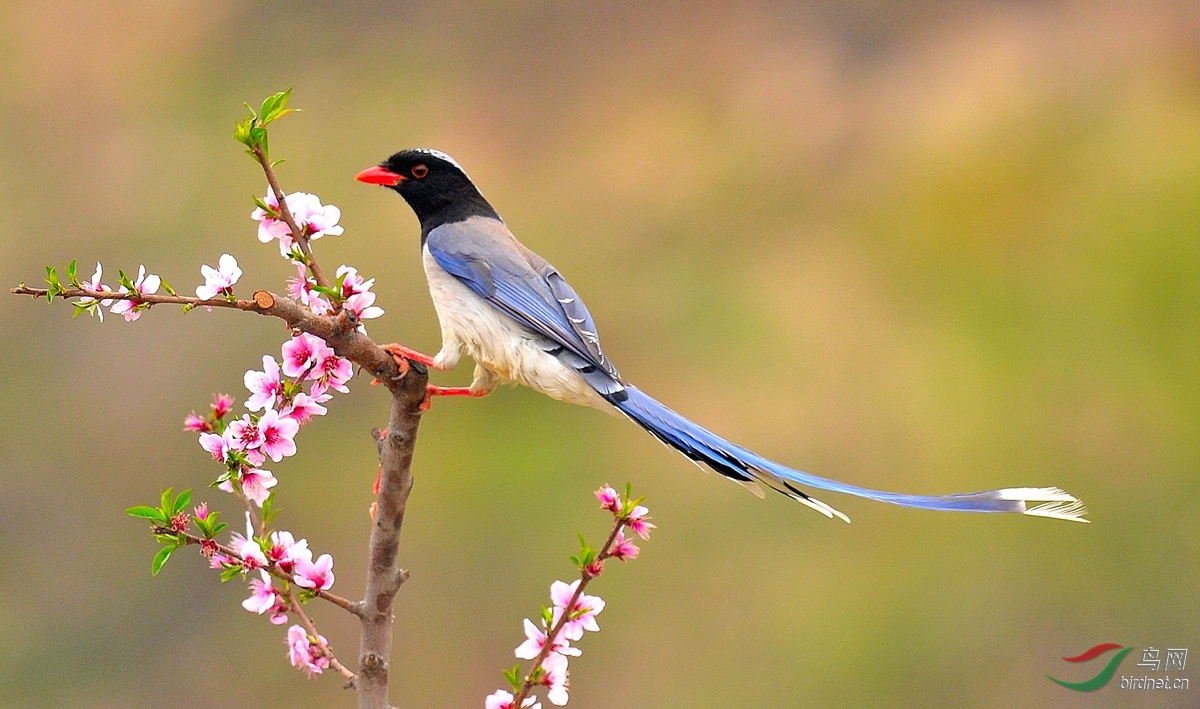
[355,165,405,186]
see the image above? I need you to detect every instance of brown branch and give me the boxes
[169,530,363,617]
[11,285,259,310]
[357,379,426,709]
[253,144,330,288]
[286,587,357,683]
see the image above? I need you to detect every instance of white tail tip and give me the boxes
[1000,487,1090,523]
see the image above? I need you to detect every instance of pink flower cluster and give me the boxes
[486,690,541,709]
[221,516,336,624]
[508,579,606,706]
[287,625,331,676]
[252,189,343,258]
[286,263,386,323]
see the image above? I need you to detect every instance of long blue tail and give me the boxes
[606,386,1087,523]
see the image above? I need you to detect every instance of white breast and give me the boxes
[422,245,610,410]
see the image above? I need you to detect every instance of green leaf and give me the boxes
[126,505,167,522]
[261,493,279,526]
[160,487,174,516]
[220,565,242,582]
[159,278,178,296]
[503,665,521,692]
[211,521,228,536]
[67,259,80,287]
[151,545,174,576]
[181,303,195,314]
[172,489,192,515]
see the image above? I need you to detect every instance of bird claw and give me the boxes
[380,343,436,371]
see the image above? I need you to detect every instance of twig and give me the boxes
[287,587,357,683]
[510,514,629,708]
[252,144,330,288]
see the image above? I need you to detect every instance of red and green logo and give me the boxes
[1048,643,1134,692]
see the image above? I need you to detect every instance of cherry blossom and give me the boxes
[266,530,310,575]
[199,432,229,462]
[258,408,299,462]
[231,515,267,569]
[109,265,160,322]
[244,356,283,412]
[243,571,288,624]
[310,349,353,396]
[286,624,330,676]
[287,264,333,315]
[281,333,332,379]
[77,262,113,320]
[514,618,580,661]
[608,528,639,561]
[485,690,541,709]
[225,414,266,465]
[595,485,620,513]
[211,393,235,419]
[626,505,655,540]
[252,190,343,258]
[193,503,210,521]
[195,253,242,300]
[280,392,328,425]
[540,653,570,706]
[184,412,210,432]
[550,580,604,641]
[344,290,384,320]
[219,466,277,507]
[293,553,335,592]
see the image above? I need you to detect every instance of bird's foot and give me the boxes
[381,343,437,371]
[420,385,487,411]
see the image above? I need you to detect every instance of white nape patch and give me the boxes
[411,148,466,174]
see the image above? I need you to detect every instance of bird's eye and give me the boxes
[412,164,428,179]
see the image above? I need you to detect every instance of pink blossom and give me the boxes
[232,515,267,569]
[209,552,234,569]
[258,408,299,462]
[109,265,160,322]
[225,414,265,453]
[310,350,353,396]
[286,624,330,676]
[626,505,655,539]
[287,264,333,315]
[193,503,210,521]
[244,355,283,412]
[78,262,114,320]
[514,618,580,661]
[281,333,333,379]
[335,265,374,297]
[243,571,289,625]
[595,485,620,513]
[280,392,328,425]
[199,432,229,462]
[219,467,277,507]
[609,528,639,561]
[195,253,242,300]
[211,393,235,419]
[344,290,384,320]
[252,190,343,258]
[485,690,541,709]
[540,653,570,706]
[183,412,210,432]
[293,553,335,591]
[550,580,604,641]
[266,530,311,575]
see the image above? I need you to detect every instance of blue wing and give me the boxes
[425,218,627,399]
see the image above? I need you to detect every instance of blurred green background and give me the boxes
[2,1,1198,707]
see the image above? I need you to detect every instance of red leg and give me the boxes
[419,384,488,411]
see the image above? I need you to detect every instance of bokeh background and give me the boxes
[2,1,1198,707]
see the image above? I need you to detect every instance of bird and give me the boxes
[355,148,1087,524]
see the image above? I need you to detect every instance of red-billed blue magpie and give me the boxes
[356,149,1087,523]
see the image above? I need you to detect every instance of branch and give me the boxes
[252,144,330,288]
[357,380,427,709]
[510,514,629,708]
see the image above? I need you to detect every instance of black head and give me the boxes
[356,148,499,235]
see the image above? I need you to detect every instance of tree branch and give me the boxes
[252,144,330,288]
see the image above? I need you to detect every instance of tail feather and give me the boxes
[606,386,1088,524]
